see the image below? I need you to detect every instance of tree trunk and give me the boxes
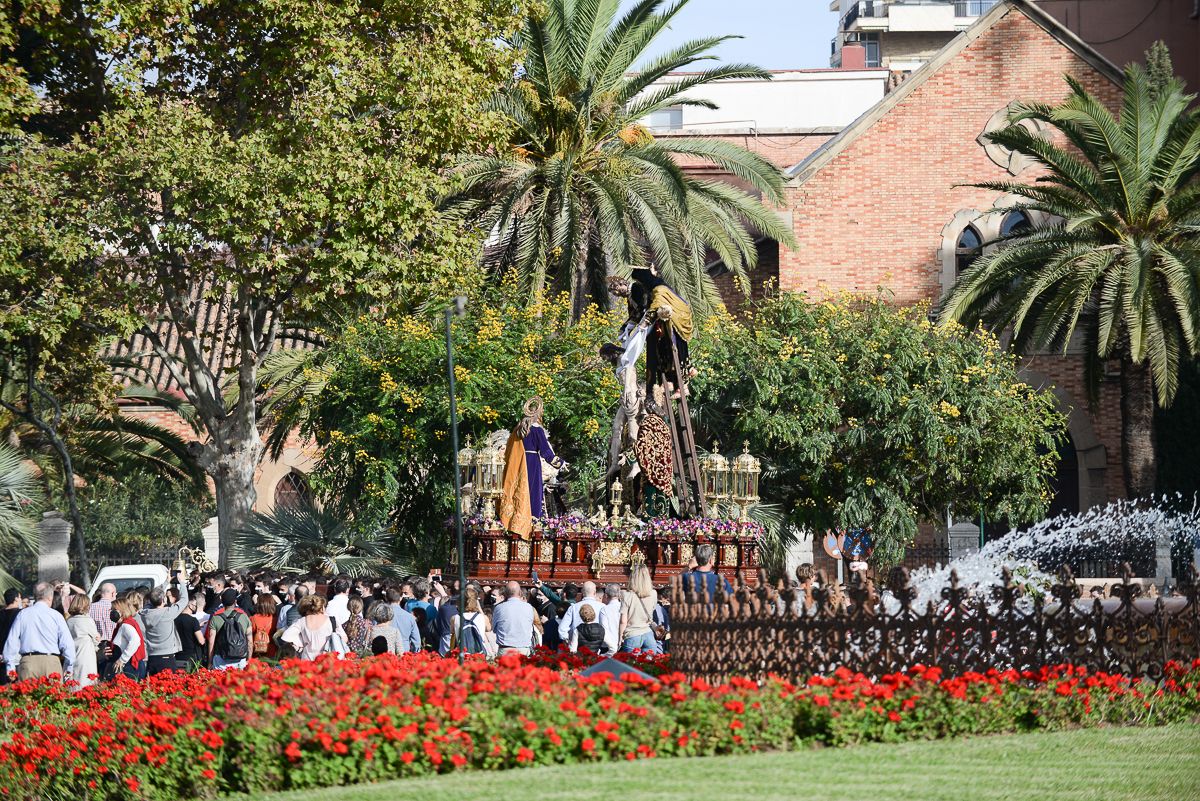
[210,437,261,569]
[1119,358,1157,499]
[47,433,91,588]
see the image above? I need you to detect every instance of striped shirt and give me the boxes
[90,598,116,641]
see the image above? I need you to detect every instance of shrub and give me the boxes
[0,653,1196,800]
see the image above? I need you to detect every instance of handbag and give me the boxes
[321,616,348,657]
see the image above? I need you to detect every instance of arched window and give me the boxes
[955,225,982,276]
[1000,210,1031,237]
[274,470,311,509]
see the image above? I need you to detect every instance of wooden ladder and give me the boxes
[661,333,707,519]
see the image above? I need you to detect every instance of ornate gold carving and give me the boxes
[679,543,693,565]
[590,541,634,575]
[722,545,737,567]
[537,540,554,563]
[494,539,509,562]
[563,542,574,562]
[515,540,531,562]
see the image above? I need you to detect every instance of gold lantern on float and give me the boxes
[458,436,477,516]
[698,442,730,519]
[610,479,623,523]
[731,441,761,522]
[475,443,505,520]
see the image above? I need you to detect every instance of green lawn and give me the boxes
[249,725,1200,801]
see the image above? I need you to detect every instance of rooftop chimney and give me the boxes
[840,43,866,70]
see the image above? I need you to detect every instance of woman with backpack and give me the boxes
[250,594,278,660]
[451,587,496,658]
[279,594,349,660]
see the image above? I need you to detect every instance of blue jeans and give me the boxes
[621,631,657,653]
[212,655,247,670]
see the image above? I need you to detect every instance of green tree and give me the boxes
[691,293,1064,567]
[1145,41,1175,98]
[0,444,41,590]
[447,0,795,318]
[231,498,395,578]
[77,469,211,556]
[3,0,523,565]
[277,286,619,569]
[940,65,1200,498]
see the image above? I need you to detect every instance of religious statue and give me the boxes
[635,384,676,517]
[631,266,694,390]
[499,397,567,540]
[601,277,649,478]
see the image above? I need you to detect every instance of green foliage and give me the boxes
[76,470,210,554]
[446,0,795,318]
[1145,41,1175,97]
[1,0,526,555]
[941,64,1200,407]
[690,293,1064,567]
[0,443,41,590]
[295,285,620,568]
[230,498,395,578]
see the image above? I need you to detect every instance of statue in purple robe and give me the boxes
[499,397,567,537]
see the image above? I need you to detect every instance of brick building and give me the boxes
[665,0,1128,539]
[784,0,1124,512]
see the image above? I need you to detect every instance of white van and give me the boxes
[87,564,171,599]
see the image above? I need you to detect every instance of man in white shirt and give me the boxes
[600,584,621,653]
[558,581,608,650]
[325,578,352,627]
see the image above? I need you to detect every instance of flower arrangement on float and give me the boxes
[464,514,765,544]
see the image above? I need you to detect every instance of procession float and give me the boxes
[456,269,764,585]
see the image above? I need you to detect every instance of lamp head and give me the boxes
[450,296,468,318]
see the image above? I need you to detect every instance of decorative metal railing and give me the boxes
[669,564,1200,682]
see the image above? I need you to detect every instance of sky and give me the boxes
[624,0,840,71]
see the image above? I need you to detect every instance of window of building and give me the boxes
[647,106,682,131]
[1000,210,1031,237]
[844,32,881,68]
[274,470,312,509]
[955,225,982,275]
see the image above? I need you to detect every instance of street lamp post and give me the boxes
[445,296,468,666]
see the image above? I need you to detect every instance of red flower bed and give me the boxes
[0,654,1197,800]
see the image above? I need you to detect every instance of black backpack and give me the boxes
[214,609,249,660]
[457,613,486,655]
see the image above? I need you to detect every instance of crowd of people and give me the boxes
[0,543,741,687]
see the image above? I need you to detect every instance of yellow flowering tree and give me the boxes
[300,286,619,567]
[690,292,1066,567]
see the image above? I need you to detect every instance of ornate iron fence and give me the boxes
[668,564,1200,683]
[85,545,187,577]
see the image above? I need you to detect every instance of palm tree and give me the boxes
[941,64,1200,498]
[0,444,42,589]
[230,498,397,577]
[447,0,795,318]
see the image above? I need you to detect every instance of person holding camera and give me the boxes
[140,576,189,675]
